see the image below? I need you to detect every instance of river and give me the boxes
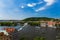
[0,26,56,40]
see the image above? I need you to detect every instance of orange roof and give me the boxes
[48,21,53,25]
[4,28,15,33]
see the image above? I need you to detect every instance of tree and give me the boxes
[33,37,45,40]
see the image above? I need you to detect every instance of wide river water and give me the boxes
[0,26,57,40]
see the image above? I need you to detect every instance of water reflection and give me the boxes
[0,25,57,40]
[18,22,28,31]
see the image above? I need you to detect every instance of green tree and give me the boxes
[33,37,45,40]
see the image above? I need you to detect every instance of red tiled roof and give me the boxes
[4,28,15,33]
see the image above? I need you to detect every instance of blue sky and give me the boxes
[0,0,60,20]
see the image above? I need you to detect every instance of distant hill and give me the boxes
[22,17,60,21]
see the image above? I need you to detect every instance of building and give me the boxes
[40,21,57,27]
[0,28,15,40]
[4,28,15,33]
[40,21,47,27]
[0,32,11,40]
[47,21,56,27]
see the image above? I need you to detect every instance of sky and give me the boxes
[0,0,60,20]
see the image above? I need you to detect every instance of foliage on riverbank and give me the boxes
[0,17,60,26]
[0,22,17,26]
[23,17,60,21]
[33,37,45,40]
[28,22,40,26]
[19,36,45,40]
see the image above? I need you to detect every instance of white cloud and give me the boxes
[44,0,55,6]
[20,6,25,8]
[37,1,43,4]
[35,7,45,12]
[27,3,36,7]
[20,2,43,8]
[35,0,56,12]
